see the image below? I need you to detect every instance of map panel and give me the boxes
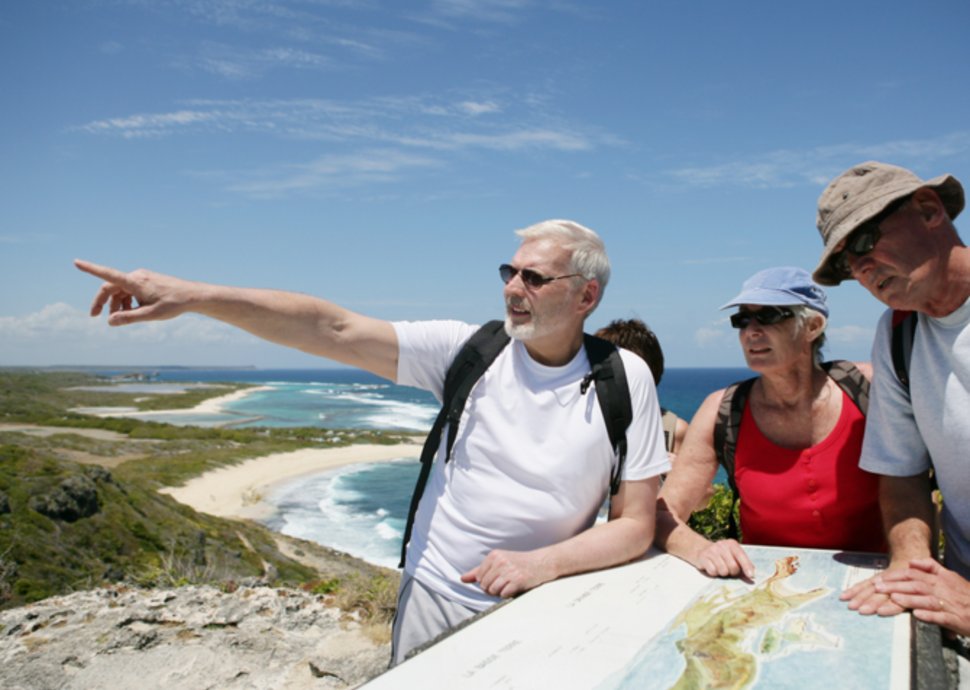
[598,548,904,689]
[364,546,909,690]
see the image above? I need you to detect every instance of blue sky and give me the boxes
[2,0,969,369]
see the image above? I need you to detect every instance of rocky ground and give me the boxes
[0,584,391,690]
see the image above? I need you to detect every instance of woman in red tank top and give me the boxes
[654,267,884,580]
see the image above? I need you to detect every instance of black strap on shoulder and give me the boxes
[891,310,918,391]
[713,377,754,502]
[888,310,936,492]
[821,360,870,415]
[440,321,511,463]
[712,377,754,539]
[398,320,510,567]
[581,334,632,496]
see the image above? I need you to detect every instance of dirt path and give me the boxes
[0,423,135,441]
[0,423,154,467]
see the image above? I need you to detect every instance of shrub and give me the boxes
[688,484,738,542]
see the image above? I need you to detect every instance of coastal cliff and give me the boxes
[0,370,407,688]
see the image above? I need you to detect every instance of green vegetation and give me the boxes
[0,369,407,628]
[0,443,307,606]
[688,484,739,542]
[0,369,248,418]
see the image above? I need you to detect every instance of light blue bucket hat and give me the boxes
[720,266,829,317]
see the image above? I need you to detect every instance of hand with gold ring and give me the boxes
[873,559,970,636]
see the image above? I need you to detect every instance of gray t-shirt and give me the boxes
[861,298,970,577]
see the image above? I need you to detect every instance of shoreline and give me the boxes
[75,385,275,422]
[159,442,424,522]
[178,385,275,415]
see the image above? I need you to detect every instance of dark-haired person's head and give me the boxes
[595,318,664,386]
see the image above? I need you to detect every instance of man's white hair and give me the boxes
[515,219,611,309]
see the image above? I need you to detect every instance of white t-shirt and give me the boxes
[394,320,670,609]
[860,299,970,577]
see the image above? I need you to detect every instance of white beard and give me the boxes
[504,315,535,341]
[504,292,571,342]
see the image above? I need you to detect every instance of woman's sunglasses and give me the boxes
[499,264,583,288]
[730,306,795,329]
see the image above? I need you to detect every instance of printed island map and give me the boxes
[365,546,911,690]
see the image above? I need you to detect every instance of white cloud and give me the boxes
[443,129,590,151]
[458,100,502,116]
[74,95,594,154]
[78,110,220,139]
[0,233,57,245]
[99,41,124,55]
[226,148,442,197]
[73,94,603,196]
[0,303,259,347]
[194,43,334,80]
[826,324,876,346]
[111,1,397,77]
[680,255,750,266]
[666,131,970,190]
[419,0,533,25]
[694,323,734,348]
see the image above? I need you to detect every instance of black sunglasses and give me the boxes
[499,264,584,288]
[832,195,911,278]
[730,306,795,329]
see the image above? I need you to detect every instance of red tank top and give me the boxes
[735,389,886,553]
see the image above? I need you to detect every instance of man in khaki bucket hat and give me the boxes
[813,161,964,289]
[814,161,970,674]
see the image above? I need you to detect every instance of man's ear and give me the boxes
[912,187,948,228]
[578,279,600,317]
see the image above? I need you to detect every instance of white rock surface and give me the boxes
[0,585,390,690]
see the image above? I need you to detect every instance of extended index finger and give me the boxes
[75,259,134,317]
[74,258,130,284]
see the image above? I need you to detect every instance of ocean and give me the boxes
[135,367,750,568]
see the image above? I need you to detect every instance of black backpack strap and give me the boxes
[821,360,870,416]
[888,310,937,494]
[581,334,632,496]
[660,409,678,454]
[399,320,510,567]
[440,321,511,463]
[712,377,755,539]
[713,378,754,498]
[891,310,918,391]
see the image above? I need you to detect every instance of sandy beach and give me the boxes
[183,386,275,414]
[74,385,276,420]
[160,442,424,521]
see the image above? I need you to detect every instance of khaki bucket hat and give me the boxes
[813,161,964,286]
